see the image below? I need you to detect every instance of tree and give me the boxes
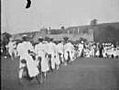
[90,19,97,26]
[61,26,65,30]
[1,32,12,45]
[1,32,12,56]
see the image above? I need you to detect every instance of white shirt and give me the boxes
[17,41,34,57]
[78,43,84,49]
[64,42,74,51]
[35,42,44,55]
[46,42,56,54]
[57,42,64,53]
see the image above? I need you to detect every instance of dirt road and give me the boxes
[1,57,119,90]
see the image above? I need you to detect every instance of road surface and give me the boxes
[1,57,119,90]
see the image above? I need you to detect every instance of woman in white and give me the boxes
[96,47,100,57]
[35,37,49,82]
[84,48,90,57]
[78,42,84,57]
[57,41,64,63]
[54,42,61,70]
[63,37,75,65]
[26,53,39,78]
[46,38,56,70]
[17,36,39,84]
[102,47,107,58]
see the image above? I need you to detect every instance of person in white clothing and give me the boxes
[63,37,75,65]
[6,39,17,60]
[53,40,61,70]
[64,41,75,63]
[102,47,107,58]
[17,36,40,85]
[57,41,64,64]
[35,37,49,83]
[95,43,100,57]
[78,41,84,57]
[46,38,56,71]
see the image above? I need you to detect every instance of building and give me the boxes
[11,22,119,43]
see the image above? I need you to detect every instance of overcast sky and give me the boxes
[1,0,119,34]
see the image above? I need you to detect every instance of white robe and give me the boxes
[57,43,64,62]
[64,42,75,62]
[35,43,49,72]
[25,54,39,78]
[90,47,95,57]
[84,48,90,57]
[102,48,107,58]
[35,43,45,60]
[96,49,100,57]
[6,41,17,58]
[54,44,60,66]
[46,42,56,70]
[17,41,34,69]
[17,41,39,78]
[78,43,84,57]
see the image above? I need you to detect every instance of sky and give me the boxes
[1,0,119,34]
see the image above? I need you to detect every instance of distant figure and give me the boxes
[99,44,103,58]
[26,0,31,9]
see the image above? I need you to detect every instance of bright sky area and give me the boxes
[1,0,119,34]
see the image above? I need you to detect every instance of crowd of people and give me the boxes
[2,35,119,85]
